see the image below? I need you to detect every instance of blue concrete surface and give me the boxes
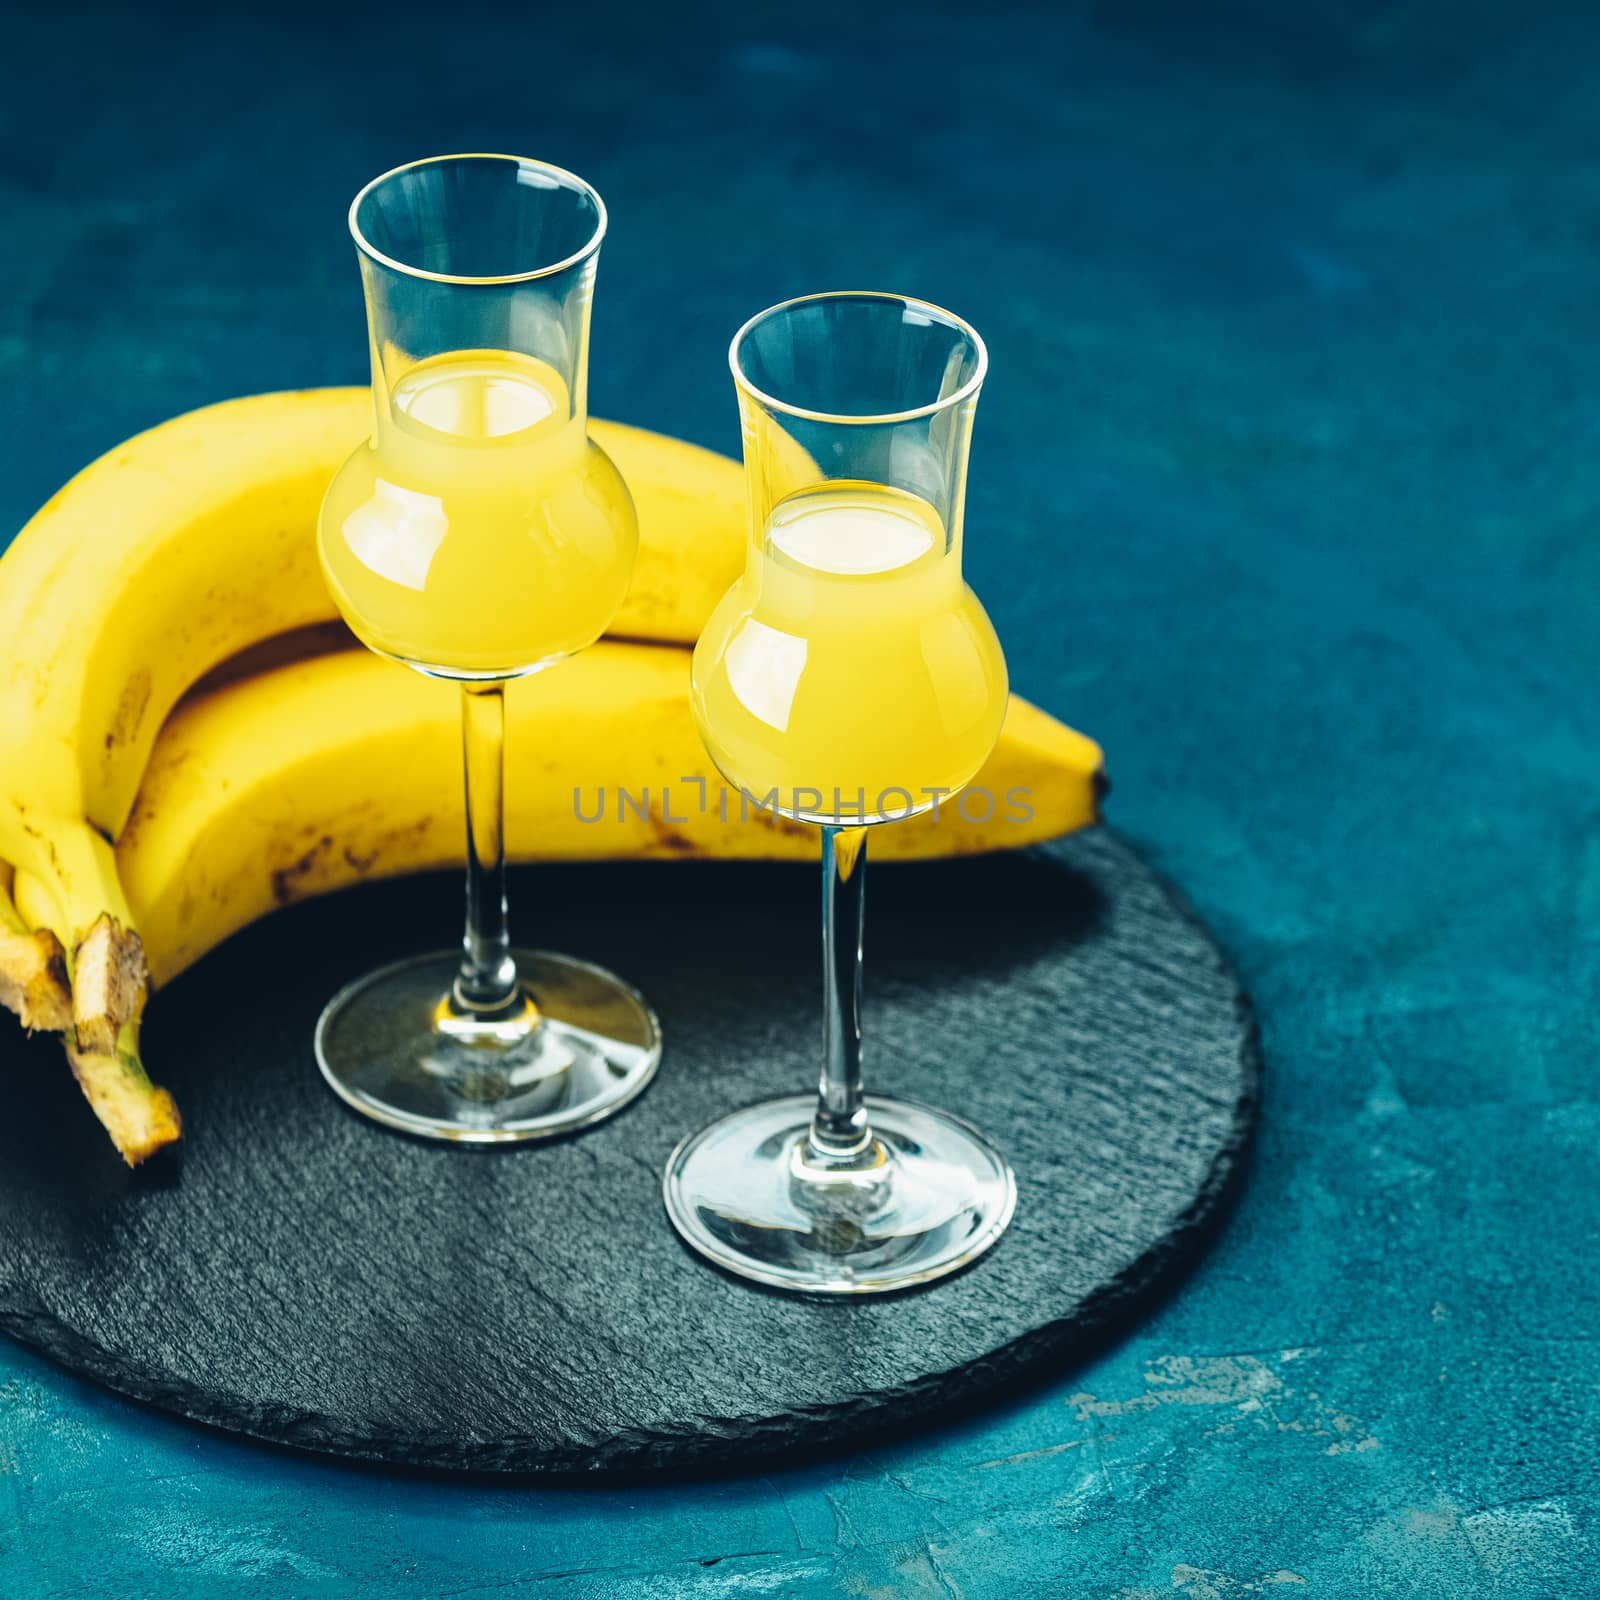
[2,1,1598,1593]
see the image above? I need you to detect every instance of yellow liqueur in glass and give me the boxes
[693,478,1006,819]
[321,349,635,678]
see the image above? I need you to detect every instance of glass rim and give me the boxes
[729,290,989,426]
[348,153,608,287]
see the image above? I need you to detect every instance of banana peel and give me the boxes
[0,390,1104,1166]
[0,392,744,1048]
[120,641,1105,988]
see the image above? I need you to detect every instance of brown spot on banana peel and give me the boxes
[647,813,698,854]
[743,806,813,842]
[14,811,66,884]
[272,820,435,905]
[271,835,335,905]
[102,667,152,764]
[335,817,434,873]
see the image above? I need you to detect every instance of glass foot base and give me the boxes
[662,1093,1016,1295]
[315,949,660,1143]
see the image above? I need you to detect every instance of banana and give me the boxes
[0,387,1100,1169]
[596,420,748,641]
[0,390,743,939]
[0,391,743,1161]
[120,643,1104,988]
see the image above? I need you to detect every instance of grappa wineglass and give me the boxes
[663,291,1016,1291]
[315,154,659,1142]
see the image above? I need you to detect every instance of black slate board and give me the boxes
[0,830,1258,1475]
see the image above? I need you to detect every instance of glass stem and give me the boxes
[454,681,519,1014]
[810,825,870,1160]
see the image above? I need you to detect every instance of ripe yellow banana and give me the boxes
[0,387,1104,1171]
[0,392,743,1159]
[0,390,743,946]
[119,643,1104,988]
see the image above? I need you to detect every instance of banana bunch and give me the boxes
[0,390,1105,1164]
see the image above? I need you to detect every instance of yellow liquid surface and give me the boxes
[692,482,1008,820]
[319,350,636,676]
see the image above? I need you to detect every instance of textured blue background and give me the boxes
[2,2,1598,1594]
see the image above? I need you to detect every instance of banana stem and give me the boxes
[455,681,519,1014]
[65,1018,181,1166]
[0,865,73,1032]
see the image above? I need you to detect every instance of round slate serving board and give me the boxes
[0,830,1258,1475]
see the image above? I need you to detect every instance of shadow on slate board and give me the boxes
[0,830,1259,1476]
